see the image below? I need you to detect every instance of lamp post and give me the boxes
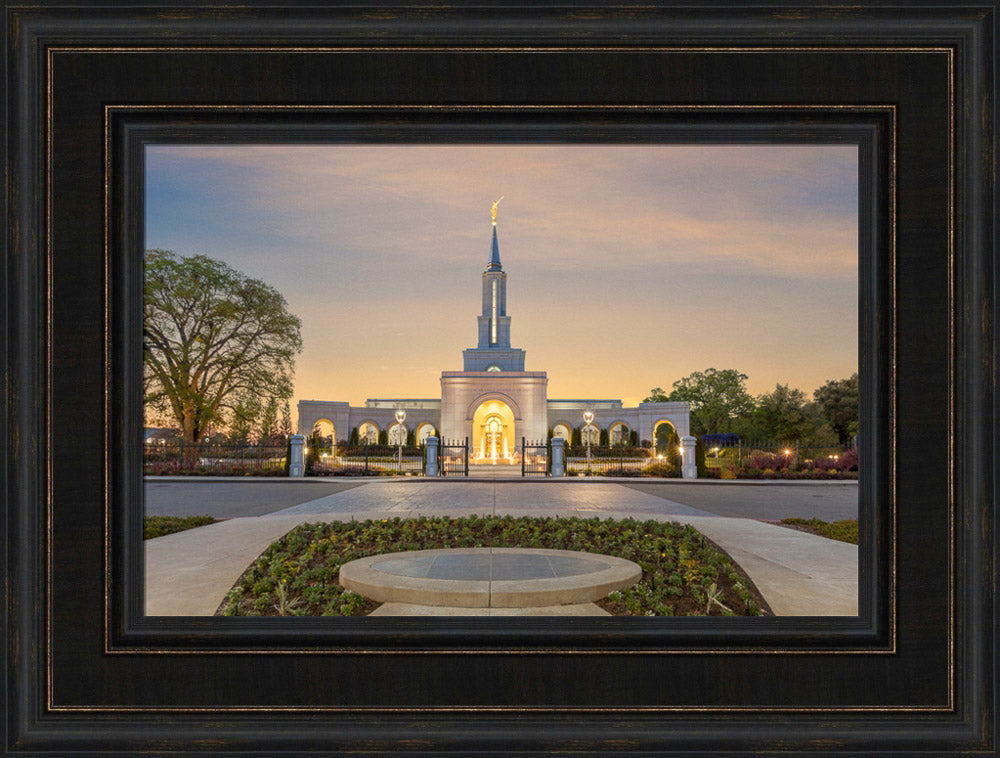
[583,410,594,473]
[395,408,406,473]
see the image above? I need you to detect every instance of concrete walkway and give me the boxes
[144,478,858,616]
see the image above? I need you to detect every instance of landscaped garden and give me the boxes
[216,515,771,617]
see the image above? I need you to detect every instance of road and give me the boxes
[144,477,858,522]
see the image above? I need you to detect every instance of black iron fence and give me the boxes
[521,438,550,476]
[565,445,660,477]
[439,438,469,476]
[143,442,287,476]
[309,444,425,476]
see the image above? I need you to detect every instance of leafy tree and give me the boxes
[378,428,389,445]
[813,373,859,445]
[628,430,639,447]
[666,368,755,436]
[306,428,321,469]
[695,437,707,476]
[599,428,609,447]
[571,426,582,447]
[258,396,281,443]
[749,384,816,442]
[644,387,670,402]
[143,249,302,444]
[278,400,293,439]
[349,427,360,445]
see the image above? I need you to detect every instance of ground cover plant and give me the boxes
[218,515,770,617]
[144,515,217,539]
[779,517,859,544]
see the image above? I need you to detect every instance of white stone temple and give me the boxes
[298,199,690,463]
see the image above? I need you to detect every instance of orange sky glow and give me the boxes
[146,144,858,423]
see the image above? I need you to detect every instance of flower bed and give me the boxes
[218,515,771,617]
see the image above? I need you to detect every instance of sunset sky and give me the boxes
[145,144,858,423]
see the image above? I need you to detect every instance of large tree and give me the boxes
[747,383,818,442]
[813,373,859,445]
[660,368,755,436]
[143,249,303,443]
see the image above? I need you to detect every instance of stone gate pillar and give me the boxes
[289,434,306,477]
[681,436,698,479]
[425,436,439,477]
[551,437,565,477]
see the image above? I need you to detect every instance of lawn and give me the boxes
[217,515,771,617]
[779,517,859,544]
[143,515,217,539]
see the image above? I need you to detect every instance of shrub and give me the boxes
[642,462,680,478]
[745,451,797,471]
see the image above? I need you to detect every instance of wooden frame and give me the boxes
[4,2,995,754]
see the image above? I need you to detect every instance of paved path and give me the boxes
[144,478,858,617]
[145,477,858,520]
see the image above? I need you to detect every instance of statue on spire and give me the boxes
[491,195,504,225]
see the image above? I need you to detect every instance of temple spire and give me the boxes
[487,197,503,271]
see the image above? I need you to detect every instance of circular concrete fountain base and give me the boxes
[338,547,642,608]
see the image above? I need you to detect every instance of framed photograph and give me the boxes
[4,1,995,754]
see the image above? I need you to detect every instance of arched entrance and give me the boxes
[472,399,516,463]
[654,420,678,456]
[313,419,336,452]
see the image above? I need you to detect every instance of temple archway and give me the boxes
[312,419,336,452]
[472,399,516,462]
[358,422,379,445]
[417,423,436,445]
[654,420,678,455]
[388,422,407,446]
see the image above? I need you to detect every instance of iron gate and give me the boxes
[521,438,550,476]
[439,437,469,476]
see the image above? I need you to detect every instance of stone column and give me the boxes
[681,436,698,479]
[289,434,305,477]
[424,436,439,477]
[550,437,565,477]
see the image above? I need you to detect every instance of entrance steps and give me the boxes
[466,463,525,478]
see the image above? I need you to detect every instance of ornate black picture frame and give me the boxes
[4,2,996,754]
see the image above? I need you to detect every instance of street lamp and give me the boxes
[583,410,594,473]
[395,408,406,473]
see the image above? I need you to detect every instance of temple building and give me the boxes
[298,200,690,463]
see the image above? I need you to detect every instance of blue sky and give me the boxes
[145,144,858,416]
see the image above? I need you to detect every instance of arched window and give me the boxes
[486,364,502,372]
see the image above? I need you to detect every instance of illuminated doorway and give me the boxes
[472,399,516,463]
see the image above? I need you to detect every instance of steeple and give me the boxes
[487,196,503,271]
[487,225,502,271]
[461,198,526,372]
